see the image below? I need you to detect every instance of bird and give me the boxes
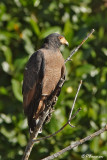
[22,33,69,133]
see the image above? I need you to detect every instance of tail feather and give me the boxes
[24,98,45,134]
[29,118,42,134]
[24,99,39,134]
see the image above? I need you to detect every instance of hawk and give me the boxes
[22,33,68,133]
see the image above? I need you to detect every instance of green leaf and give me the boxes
[76,64,95,76]
[64,20,73,46]
[1,126,16,139]
[0,87,8,95]
[11,79,23,102]
[18,134,27,147]
[98,27,104,39]
[90,137,100,153]
[22,29,35,54]
[1,45,12,64]
[40,26,61,38]
[14,57,28,72]
[29,17,40,36]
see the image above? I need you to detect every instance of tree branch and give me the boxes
[33,108,81,143]
[33,80,82,142]
[22,108,50,160]
[42,125,107,160]
[68,80,82,121]
[65,29,95,63]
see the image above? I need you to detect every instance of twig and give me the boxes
[33,108,81,143]
[42,125,107,160]
[65,29,95,63]
[69,80,82,121]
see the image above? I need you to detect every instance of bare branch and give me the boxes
[33,108,81,143]
[42,125,107,160]
[65,29,95,63]
[68,80,82,120]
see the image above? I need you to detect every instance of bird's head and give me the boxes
[43,33,69,49]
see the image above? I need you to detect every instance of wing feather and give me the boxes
[22,50,44,111]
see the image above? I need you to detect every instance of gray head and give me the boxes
[42,33,69,49]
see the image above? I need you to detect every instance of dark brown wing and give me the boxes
[22,50,45,114]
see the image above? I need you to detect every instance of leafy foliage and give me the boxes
[0,0,107,160]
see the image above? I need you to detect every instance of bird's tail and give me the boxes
[24,98,45,134]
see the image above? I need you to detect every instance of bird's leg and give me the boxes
[44,106,55,124]
[44,95,58,124]
[33,97,47,133]
[58,77,65,88]
[34,97,46,120]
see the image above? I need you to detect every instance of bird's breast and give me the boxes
[41,49,65,95]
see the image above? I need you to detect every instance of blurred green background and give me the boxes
[0,0,107,160]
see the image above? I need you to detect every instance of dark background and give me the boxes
[0,0,107,159]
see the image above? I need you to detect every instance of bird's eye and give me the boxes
[58,36,63,40]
